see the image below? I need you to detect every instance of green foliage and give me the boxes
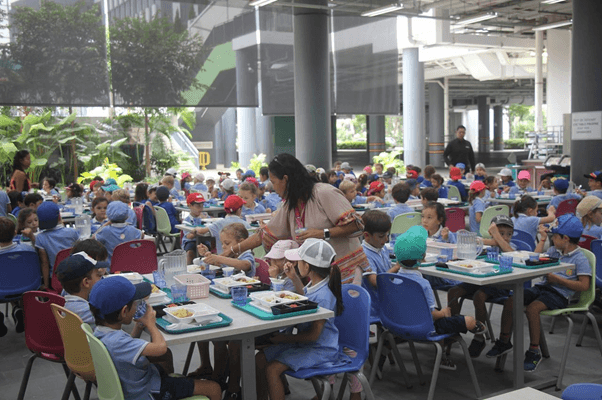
[351,115,366,136]
[149,135,191,176]
[78,158,132,186]
[507,104,547,138]
[230,162,241,171]
[372,150,405,175]
[338,141,367,149]
[504,138,527,149]
[385,115,403,148]
[247,154,268,175]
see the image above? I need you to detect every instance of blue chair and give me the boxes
[370,273,481,400]
[510,239,534,251]
[511,228,536,250]
[284,285,376,400]
[562,383,602,399]
[0,251,41,306]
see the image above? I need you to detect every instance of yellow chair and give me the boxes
[479,205,509,238]
[391,212,421,235]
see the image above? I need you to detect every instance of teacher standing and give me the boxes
[218,153,370,285]
[9,150,36,192]
[444,125,476,173]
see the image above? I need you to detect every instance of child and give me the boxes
[193,195,250,253]
[112,189,138,226]
[498,168,516,191]
[509,170,535,196]
[0,188,9,217]
[382,171,393,186]
[147,185,159,206]
[356,174,368,195]
[265,240,299,292]
[16,208,38,245]
[65,183,84,204]
[259,167,269,185]
[192,172,208,192]
[577,196,602,239]
[420,187,438,207]
[474,163,487,181]
[95,201,144,266]
[512,195,556,244]
[42,177,60,196]
[456,163,467,179]
[406,169,418,180]
[235,168,244,182]
[483,176,499,206]
[218,178,236,201]
[133,183,149,205]
[57,250,108,330]
[361,210,395,278]
[256,238,351,400]
[447,167,468,201]
[407,179,421,200]
[198,223,255,277]
[431,174,448,199]
[35,202,80,289]
[166,167,181,191]
[422,165,436,187]
[387,183,413,222]
[486,214,591,372]
[91,197,109,235]
[262,182,282,212]
[448,215,515,358]
[374,163,384,176]
[394,226,487,369]
[88,180,104,202]
[422,201,457,244]
[577,171,602,200]
[206,178,216,197]
[181,172,193,191]
[348,181,384,206]
[89,276,221,400]
[538,174,552,191]
[239,181,267,217]
[182,193,208,265]
[24,193,43,210]
[340,162,354,176]
[161,175,184,201]
[156,186,180,234]
[8,191,24,217]
[100,178,120,202]
[468,180,487,233]
[548,178,581,211]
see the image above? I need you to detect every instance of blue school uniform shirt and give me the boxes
[126,208,137,227]
[547,193,582,210]
[430,226,458,244]
[0,242,36,254]
[174,179,181,191]
[352,195,367,205]
[191,183,208,192]
[587,190,602,201]
[421,180,432,188]
[511,213,540,243]
[94,326,161,400]
[583,224,602,239]
[387,203,414,222]
[95,223,142,267]
[241,202,266,218]
[437,186,448,199]
[263,193,282,211]
[11,206,21,217]
[207,215,251,253]
[509,185,536,196]
[469,197,486,233]
[91,217,108,235]
[169,187,184,201]
[157,202,179,233]
[231,250,256,277]
[64,294,95,330]
[474,175,486,181]
[362,242,391,274]
[416,176,424,184]
[181,214,205,249]
[447,180,467,201]
[0,190,9,217]
[540,246,591,299]
[36,226,80,272]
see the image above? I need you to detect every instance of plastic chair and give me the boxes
[82,323,208,400]
[51,304,95,400]
[578,235,597,251]
[8,213,17,224]
[153,206,180,254]
[141,203,157,234]
[255,258,271,285]
[391,212,421,235]
[18,291,74,400]
[284,285,376,400]
[538,248,599,390]
[511,228,536,251]
[576,241,602,352]
[562,383,602,399]
[510,239,534,251]
[253,245,266,259]
[480,205,510,238]
[0,251,41,304]
[591,239,602,289]
[369,274,481,400]
[444,207,465,232]
[110,240,158,274]
[50,248,73,294]
[134,205,143,230]
[556,198,580,217]
[446,184,461,200]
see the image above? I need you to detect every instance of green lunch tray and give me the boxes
[156,313,232,334]
[231,298,319,320]
[210,286,232,299]
[484,259,561,270]
[436,266,512,278]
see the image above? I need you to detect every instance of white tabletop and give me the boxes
[488,197,551,206]
[484,387,559,399]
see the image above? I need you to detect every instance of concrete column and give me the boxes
[428,82,444,167]
[331,115,337,159]
[477,96,490,153]
[493,105,503,150]
[236,47,257,168]
[535,30,544,132]
[571,0,602,185]
[222,108,238,167]
[214,118,224,166]
[403,47,425,167]
[546,29,571,128]
[368,115,386,161]
[255,108,273,162]
[293,0,332,166]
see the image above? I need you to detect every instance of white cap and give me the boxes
[194,172,205,181]
[166,168,178,176]
[344,174,357,183]
[316,167,326,175]
[498,168,513,177]
[221,178,235,190]
[265,240,299,259]
[284,238,336,269]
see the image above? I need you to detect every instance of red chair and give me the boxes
[556,198,580,217]
[18,291,77,400]
[445,207,466,232]
[110,239,158,274]
[579,235,597,251]
[50,248,73,294]
[134,205,144,229]
[255,258,271,285]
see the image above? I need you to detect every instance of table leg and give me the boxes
[512,282,524,389]
[240,336,257,400]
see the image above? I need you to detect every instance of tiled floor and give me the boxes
[3,295,602,399]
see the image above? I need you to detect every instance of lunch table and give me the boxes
[143,274,334,400]
[487,196,552,207]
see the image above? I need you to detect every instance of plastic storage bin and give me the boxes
[173,274,211,299]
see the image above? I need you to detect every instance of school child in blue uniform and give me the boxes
[421,202,457,244]
[431,174,448,199]
[218,178,236,201]
[161,175,184,201]
[468,180,487,233]
[35,202,80,289]
[483,176,499,207]
[547,178,581,211]
[577,196,602,239]
[8,190,24,217]
[112,189,138,226]
[239,181,267,218]
[182,192,208,265]
[265,240,299,292]
[156,186,180,234]
[90,197,109,235]
[95,201,144,267]
[191,172,208,192]
[387,182,414,222]
[511,195,555,244]
[509,170,536,196]
[486,214,592,372]
[361,210,393,276]
[197,223,256,277]
[0,188,9,217]
[498,168,516,191]
[261,182,283,211]
[577,170,602,200]
[89,276,221,400]
[23,193,43,210]
[447,167,468,201]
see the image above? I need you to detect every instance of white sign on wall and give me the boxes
[572,111,602,141]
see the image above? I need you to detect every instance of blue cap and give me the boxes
[406,178,417,189]
[37,201,60,230]
[383,171,393,179]
[244,169,256,177]
[336,171,345,177]
[394,225,428,262]
[89,276,151,318]
[553,179,569,191]
[106,201,130,222]
[456,163,466,169]
[551,214,583,239]
[57,251,109,282]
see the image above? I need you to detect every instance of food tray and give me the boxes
[501,251,540,265]
[213,276,262,293]
[232,298,319,320]
[163,303,221,324]
[436,266,511,278]
[447,260,496,274]
[156,313,232,334]
[210,283,271,298]
[173,274,211,299]
[249,291,308,308]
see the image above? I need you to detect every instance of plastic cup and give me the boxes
[441,248,454,261]
[270,278,285,292]
[529,254,540,262]
[222,267,235,277]
[171,284,188,302]
[133,301,147,319]
[509,193,516,200]
[231,287,248,306]
[487,247,500,262]
[499,255,513,272]
[436,255,448,263]
[201,269,216,281]
[152,271,167,289]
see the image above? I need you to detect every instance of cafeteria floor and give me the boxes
[3,296,602,400]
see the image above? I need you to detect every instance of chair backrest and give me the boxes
[253,245,266,259]
[82,323,125,400]
[153,206,172,235]
[445,207,466,232]
[51,248,73,294]
[7,213,17,224]
[446,184,461,200]
[336,285,371,363]
[110,240,158,274]
[0,251,42,302]
[511,229,536,251]
[391,212,421,235]
[134,206,144,230]
[361,274,380,323]
[23,291,66,358]
[480,205,510,238]
[573,248,597,309]
[510,239,534,251]
[141,204,157,234]
[376,273,436,341]
[254,258,271,285]
[590,240,602,288]
[579,235,597,251]
[51,304,96,382]
[556,198,580,218]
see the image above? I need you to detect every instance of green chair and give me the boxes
[7,213,17,224]
[253,245,266,259]
[153,206,180,254]
[82,324,208,400]
[479,205,509,238]
[446,185,461,200]
[391,212,421,235]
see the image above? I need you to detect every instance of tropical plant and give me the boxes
[247,153,268,176]
[372,150,405,175]
[77,158,133,186]
[230,161,241,172]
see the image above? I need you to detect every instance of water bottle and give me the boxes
[75,214,91,238]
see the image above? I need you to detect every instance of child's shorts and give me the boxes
[523,285,568,311]
[458,283,510,300]
[183,241,196,252]
[434,315,467,335]
[153,366,195,400]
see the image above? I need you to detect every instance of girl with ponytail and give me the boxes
[512,195,556,244]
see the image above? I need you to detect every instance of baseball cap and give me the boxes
[224,195,244,213]
[316,167,326,175]
[305,164,317,174]
[456,163,466,170]
[406,170,418,179]
[584,171,602,182]
[194,172,205,181]
[382,171,393,179]
[181,172,191,180]
[553,179,569,191]
[551,214,584,239]
[450,167,462,180]
[102,178,120,193]
[245,169,256,177]
[491,215,514,229]
[367,181,385,195]
[394,225,428,262]
[187,192,205,205]
[284,238,336,269]
[265,240,299,259]
[57,251,109,282]
[576,196,602,219]
[498,168,513,177]
[106,201,130,222]
[89,276,151,319]
[37,201,60,230]
[517,170,531,180]
[344,174,357,183]
[363,166,373,174]
[89,180,98,191]
[340,162,352,170]
[166,168,178,176]
[221,178,235,191]
[245,177,259,188]
[469,180,486,192]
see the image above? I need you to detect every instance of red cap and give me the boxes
[89,180,98,191]
[450,167,462,181]
[224,195,244,213]
[186,192,205,205]
[469,180,486,192]
[245,177,259,188]
[182,172,191,180]
[363,165,373,174]
[406,170,418,179]
[367,181,385,195]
